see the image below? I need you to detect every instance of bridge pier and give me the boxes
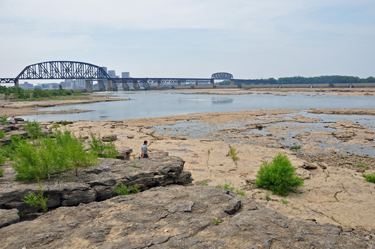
[85,80,93,93]
[157,81,162,89]
[178,81,181,87]
[133,81,140,91]
[98,80,106,91]
[210,79,215,88]
[143,81,150,90]
[230,80,235,85]
[122,82,129,91]
[107,80,113,91]
[195,81,199,86]
[15,79,19,88]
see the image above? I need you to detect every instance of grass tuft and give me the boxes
[114,184,140,195]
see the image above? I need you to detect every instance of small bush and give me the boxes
[290,145,301,150]
[114,184,140,195]
[213,218,223,225]
[60,120,70,126]
[229,146,239,163]
[23,121,42,139]
[51,124,60,129]
[265,193,271,201]
[363,173,375,183]
[2,135,23,160]
[89,132,118,158]
[0,130,6,139]
[255,153,304,196]
[1,116,7,122]
[0,168,4,177]
[281,200,289,205]
[356,164,365,168]
[23,184,49,212]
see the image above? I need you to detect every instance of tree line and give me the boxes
[0,85,83,99]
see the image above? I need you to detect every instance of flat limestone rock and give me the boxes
[0,186,371,249]
[0,156,193,216]
[0,209,19,228]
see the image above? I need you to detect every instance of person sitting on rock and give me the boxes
[141,140,151,159]
[10,116,16,126]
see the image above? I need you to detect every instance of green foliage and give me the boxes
[0,168,4,177]
[217,181,246,196]
[24,121,42,139]
[363,173,375,183]
[229,146,239,163]
[22,184,49,212]
[89,132,118,158]
[0,86,83,101]
[2,135,23,160]
[114,184,140,195]
[281,200,289,205]
[195,181,209,186]
[60,121,70,126]
[51,124,60,129]
[255,153,304,196]
[265,193,271,201]
[213,218,223,225]
[1,116,7,122]
[356,164,366,168]
[290,145,301,150]
[12,131,98,181]
[130,162,137,167]
[0,130,6,139]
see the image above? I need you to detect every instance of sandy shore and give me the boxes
[41,108,375,231]
[0,95,129,116]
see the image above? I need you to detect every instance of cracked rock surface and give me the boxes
[0,155,192,215]
[0,185,372,249]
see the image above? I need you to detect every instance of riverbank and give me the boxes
[0,94,129,116]
[171,87,375,96]
[45,108,375,231]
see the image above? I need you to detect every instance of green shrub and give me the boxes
[51,124,60,129]
[23,184,49,212]
[290,145,301,150]
[60,120,70,126]
[363,173,375,183]
[0,130,6,139]
[2,135,23,160]
[24,121,42,139]
[229,146,239,163]
[12,131,98,181]
[217,181,246,196]
[1,116,7,122]
[356,164,366,168]
[89,132,118,158]
[255,153,304,196]
[0,168,4,177]
[114,184,140,195]
[265,193,271,201]
[281,200,289,205]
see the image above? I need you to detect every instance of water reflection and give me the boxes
[211,98,233,105]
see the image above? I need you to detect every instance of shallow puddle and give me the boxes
[118,134,133,137]
[169,150,192,153]
[193,169,205,172]
[178,144,194,147]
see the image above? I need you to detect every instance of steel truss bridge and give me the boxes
[0,61,237,92]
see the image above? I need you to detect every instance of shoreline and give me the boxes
[0,94,129,116]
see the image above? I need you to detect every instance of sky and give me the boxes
[0,0,374,80]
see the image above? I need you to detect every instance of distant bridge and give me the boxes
[1,61,374,92]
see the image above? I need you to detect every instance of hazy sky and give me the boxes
[1,0,374,79]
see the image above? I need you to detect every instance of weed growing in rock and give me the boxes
[356,164,366,168]
[290,145,301,150]
[255,153,304,196]
[60,120,70,126]
[363,173,375,183]
[195,181,209,186]
[281,200,289,205]
[213,218,223,225]
[130,162,137,167]
[114,184,140,195]
[229,146,239,163]
[24,121,42,139]
[265,193,271,201]
[23,184,49,212]
[0,130,6,139]
[1,116,7,122]
[217,182,246,196]
[89,132,118,158]
[51,124,60,129]
[0,168,4,177]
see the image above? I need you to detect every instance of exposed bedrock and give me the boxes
[0,153,193,215]
[0,185,372,249]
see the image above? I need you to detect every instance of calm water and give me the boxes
[20,91,375,122]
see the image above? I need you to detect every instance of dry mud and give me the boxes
[43,108,375,232]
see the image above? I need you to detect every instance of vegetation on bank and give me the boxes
[217,75,375,85]
[255,153,304,196]
[114,184,141,195]
[0,86,85,100]
[363,173,375,183]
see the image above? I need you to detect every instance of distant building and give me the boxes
[41,83,59,89]
[108,70,116,78]
[19,82,34,90]
[122,72,130,78]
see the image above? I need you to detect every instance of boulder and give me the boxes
[0,209,19,228]
[302,162,318,170]
[102,134,117,142]
[116,147,133,160]
[0,156,193,217]
[127,134,134,139]
[14,118,24,122]
[0,137,11,146]
[356,167,366,173]
[0,186,371,248]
